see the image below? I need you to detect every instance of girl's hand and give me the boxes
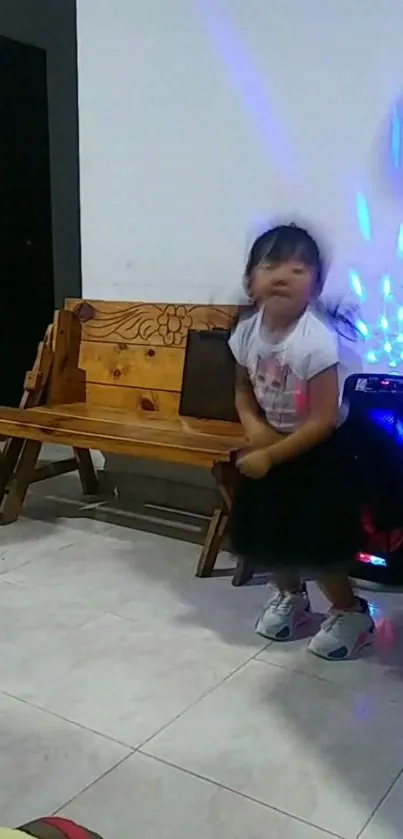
[236,447,272,479]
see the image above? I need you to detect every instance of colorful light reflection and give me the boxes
[357,552,387,567]
[351,196,403,368]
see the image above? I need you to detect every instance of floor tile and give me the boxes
[257,584,403,704]
[360,771,403,839]
[0,528,264,745]
[61,750,333,839]
[1,608,262,747]
[0,516,78,576]
[1,529,161,612]
[144,659,403,838]
[0,692,130,828]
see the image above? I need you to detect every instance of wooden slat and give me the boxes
[0,406,244,468]
[78,341,185,391]
[39,403,243,438]
[65,299,236,346]
[48,309,86,405]
[85,383,180,416]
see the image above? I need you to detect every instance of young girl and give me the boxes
[229,223,375,660]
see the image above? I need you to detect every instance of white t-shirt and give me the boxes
[229,307,343,433]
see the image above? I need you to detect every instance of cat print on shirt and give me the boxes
[253,355,307,430]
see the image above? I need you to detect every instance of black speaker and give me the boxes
[345,374,403,585]
[179,329,238,422]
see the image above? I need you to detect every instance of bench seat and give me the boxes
[0,404,244,467]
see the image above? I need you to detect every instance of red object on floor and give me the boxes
[18,817,103,839]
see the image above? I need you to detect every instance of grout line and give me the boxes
[0,690,137,751]
[43,495,87,507]
[355,767,403,838]
[145,502,209,521]
[51,749,138,817]
[132,650,268,753]
[136,751,347,839]
[98,505,202,532]
[252,649,401,701]
[0,647,262,756]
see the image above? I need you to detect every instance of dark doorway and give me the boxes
[0,35,54,407]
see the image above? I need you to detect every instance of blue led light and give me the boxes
[356,319,369,338]
[349,270,365,299]
[356,193,371,242]
[347,193,403,367]
[382,274,392,298]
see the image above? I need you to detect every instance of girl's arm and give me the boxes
[235,364,283,446]
[237,365,339,478]
[268,365,339,466]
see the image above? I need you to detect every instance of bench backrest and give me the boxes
[47,300,237,419]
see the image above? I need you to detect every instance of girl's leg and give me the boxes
[274,574,303,594]
[316,573,357,610]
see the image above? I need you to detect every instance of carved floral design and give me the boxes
[156,305,192,346]
[67,301,236,346]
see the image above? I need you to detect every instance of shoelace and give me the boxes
[321,609,364,633]
[266,591,300,616]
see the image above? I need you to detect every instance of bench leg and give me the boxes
[0,438,25,505]
[199,460,257,585]
[196,460,235,579]
[74,448,99,495]
[196,507,229,578]
[1,440,42,524]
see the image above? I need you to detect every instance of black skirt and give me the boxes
[230,421,361,570]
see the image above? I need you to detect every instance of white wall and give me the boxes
[77,0,403,370]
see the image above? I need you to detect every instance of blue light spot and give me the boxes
[356,193,371,242]
[380,315,389,331]
[391,105,401,169]
[397,224,403,258]
[384,341,392,353]
[389,359,397,368]
[349,270,365,299]
[382,275,392,298]
[369,555,387,567]
[398,334,403,343]
[356,319,369,338]
[399,307,403,322]
[198,0,297,175]
[366,351,378,363]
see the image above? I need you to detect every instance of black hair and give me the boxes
[244,223,325,293]
[236,222,358,341]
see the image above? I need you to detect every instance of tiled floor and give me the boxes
[1,478,403,839]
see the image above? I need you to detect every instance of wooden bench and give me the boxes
[0,300,248,582]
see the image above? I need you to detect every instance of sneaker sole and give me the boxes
[255,605,311,642]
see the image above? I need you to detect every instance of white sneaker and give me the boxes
[255,585,311,641]
[308,598,375,660]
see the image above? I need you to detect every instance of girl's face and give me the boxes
[249,259,318,321]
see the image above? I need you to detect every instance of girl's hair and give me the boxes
[237,223,358,341]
